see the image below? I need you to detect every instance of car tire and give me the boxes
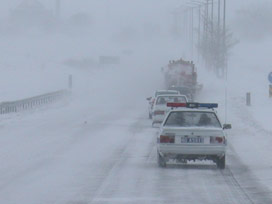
[217,155,225,169]
[157,152,166,167]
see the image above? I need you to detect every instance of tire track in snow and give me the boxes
[67,115,151,204]
[223,144,272,204]
[223,96,272,203]
[86,117,154,204]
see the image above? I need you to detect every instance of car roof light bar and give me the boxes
[167,102,218,109]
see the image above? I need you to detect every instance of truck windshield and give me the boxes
[164,111,221,128]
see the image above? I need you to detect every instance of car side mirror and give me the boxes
[146,97,152,101]
[223,124,232,129]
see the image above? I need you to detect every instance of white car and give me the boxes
[157,103,231,169]
[146,90,179,119]
[152,94,188,126]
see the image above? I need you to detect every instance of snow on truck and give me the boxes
[162,58,202,101]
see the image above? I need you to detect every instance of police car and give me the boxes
[152,94,188,126]
[157,102,231,169]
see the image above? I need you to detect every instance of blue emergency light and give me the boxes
[186,103,218,109]
[198,103,218,108]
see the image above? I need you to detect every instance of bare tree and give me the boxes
[198,16,238,77]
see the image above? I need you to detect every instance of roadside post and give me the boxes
[268,72,272,97]
[246,92,251,106]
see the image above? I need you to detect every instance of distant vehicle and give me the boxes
[163,58,198,88]
[157,102,231,169]
[162,58,202,100]
[152,94,188,126]
[146,90,179,119]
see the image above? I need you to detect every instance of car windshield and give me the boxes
[164,111,221,128]
[155,91,178,97]
[156,96,187,105]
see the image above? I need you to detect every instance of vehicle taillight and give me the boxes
[210,136,225,144]
[160,135,175,143]
[154,110,165,115]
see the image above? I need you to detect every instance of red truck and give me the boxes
[162,58,202,101]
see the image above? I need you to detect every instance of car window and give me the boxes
[156,96,187,105]
[164,111,221,128]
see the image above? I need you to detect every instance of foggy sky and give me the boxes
[0,0,270,21]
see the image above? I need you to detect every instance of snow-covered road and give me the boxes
[0,35,271,203]
[0,93,271,203]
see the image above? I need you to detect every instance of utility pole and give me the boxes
[191,7,194,59]
[204,0,209,68]
[223,0,226,37]
[56,0,61,19]
[189,1,205,62]
[211,0,214,35]
[223,0,226,76]
[216,0,221,77]
[218,0,221,30]
[198,5,201,62]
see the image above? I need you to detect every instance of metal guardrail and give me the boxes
[0,89,70,114]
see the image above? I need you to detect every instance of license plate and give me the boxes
[181,137,204,143]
